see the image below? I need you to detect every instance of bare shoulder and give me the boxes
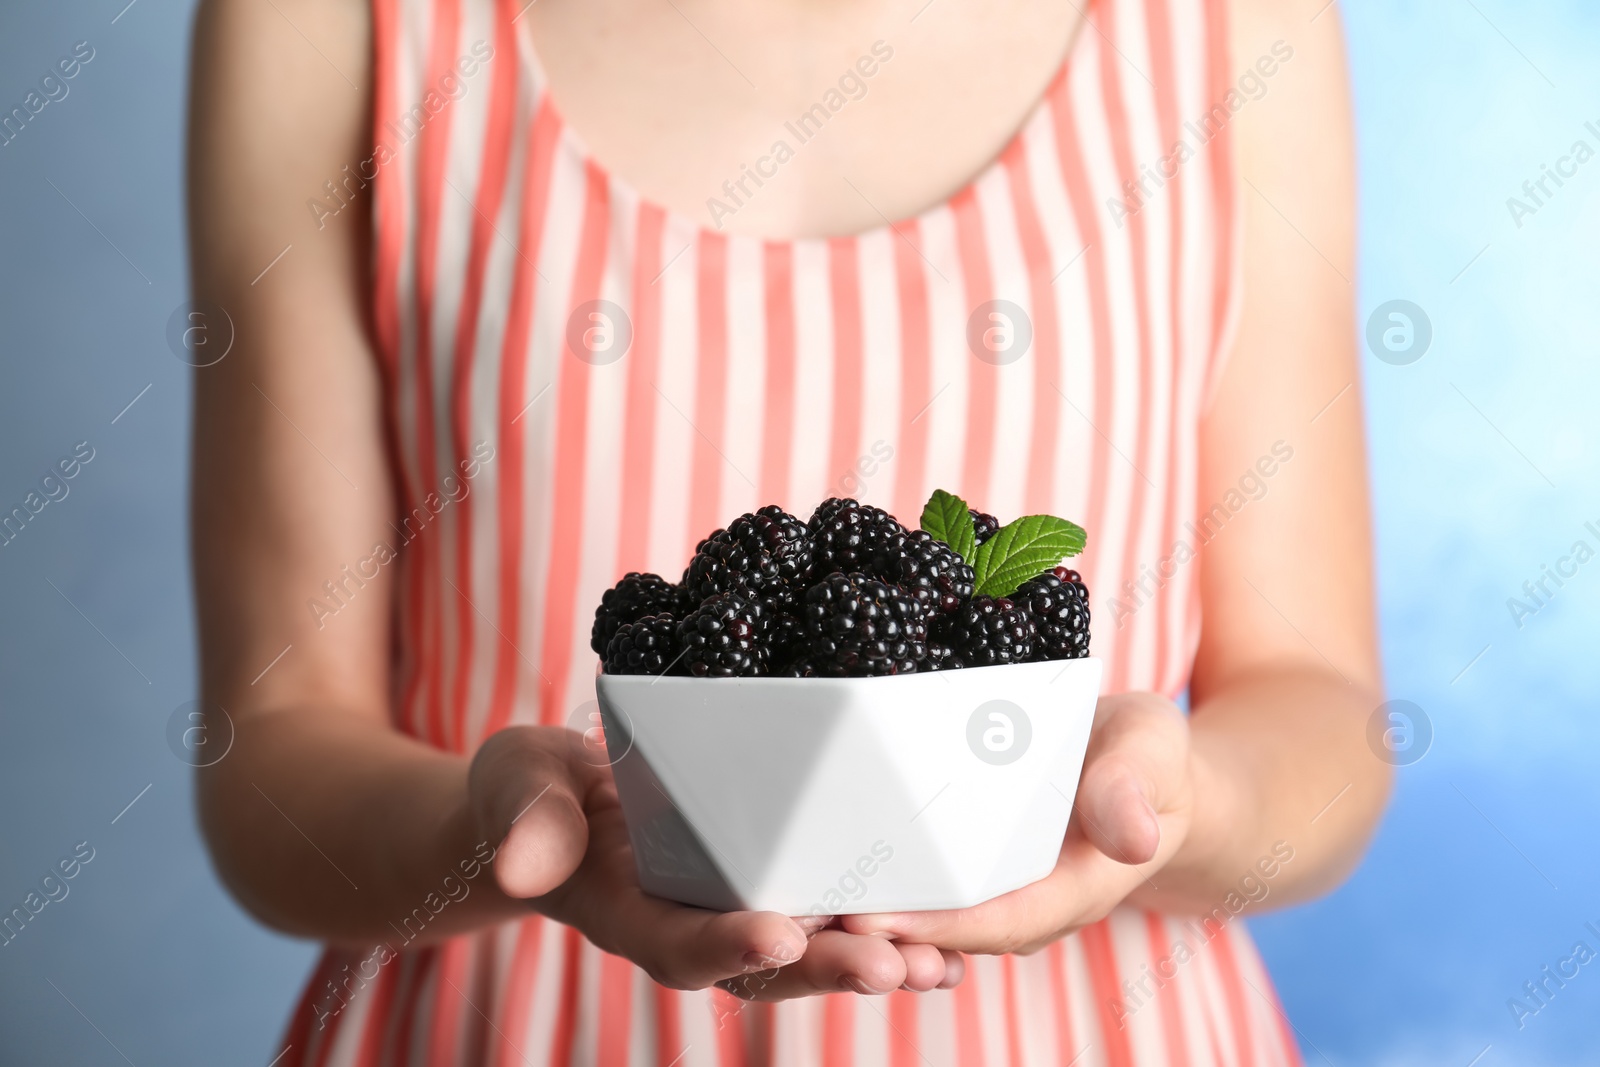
[191,0,370,75]
[1223,0,1355,190]
[1224,0,1349,62]
[188,0,372,274]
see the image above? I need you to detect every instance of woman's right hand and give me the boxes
[467,725,965,998]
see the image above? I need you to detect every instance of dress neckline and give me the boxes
[514,1,1098,246]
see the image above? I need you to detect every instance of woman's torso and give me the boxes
[280,0,1301,1061]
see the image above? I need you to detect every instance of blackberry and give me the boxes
[685,506,812,600]
[677,594,764,677]
[1055,566,1088,589]
[970,509,1001,545]
[802,572,928,677]
[602,614,682,676]
[935,595,1037,668]
[1013,568,1091,660]
[807,496,855,531]
[754,582,806,670]
[1051,566,1090,617]
[807,498,905,578]
[591,572,691,655]
[874,529,976,616]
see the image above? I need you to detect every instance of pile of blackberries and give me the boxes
[592,499,1090,678]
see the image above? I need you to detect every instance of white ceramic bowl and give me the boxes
[595,657,1102,915]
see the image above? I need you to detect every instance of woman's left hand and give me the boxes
[840,692,1195,955]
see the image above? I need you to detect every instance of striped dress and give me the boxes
[279,0,1304,1062]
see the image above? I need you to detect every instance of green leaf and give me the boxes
[920,489,977,562]
[971,515,1087,597]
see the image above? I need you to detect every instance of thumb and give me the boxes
[1075,761,1160,865]
[1073,697,1188,866]
[469,727,592,898]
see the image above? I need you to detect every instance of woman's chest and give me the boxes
[519,0,1085,238]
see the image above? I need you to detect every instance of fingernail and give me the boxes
[1128,787,1160,851]
[842,976,881,996]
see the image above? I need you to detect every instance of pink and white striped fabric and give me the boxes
[278,0,1304,1062]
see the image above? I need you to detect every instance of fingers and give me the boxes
[1074,695,1190,866]
[546,846,815,991]
[1075,762,1160,865]
[719,930,909,1000]
[468,727,595,898]
[495,782,590,898]
[893,942,953,992]
[836,864,1110,955]
[840,900,1005,953]
[721,934,968,999]
[644,907,814,990]
[937,949,966,988]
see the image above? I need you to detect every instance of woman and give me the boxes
[187,0,1386,1061]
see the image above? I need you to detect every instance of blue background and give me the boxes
[0,0,1596,1063]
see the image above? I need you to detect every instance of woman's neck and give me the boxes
[521,0,1087,238]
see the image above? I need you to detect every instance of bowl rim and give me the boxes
[596,656,1102,690]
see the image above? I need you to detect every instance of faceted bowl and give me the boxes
[595,658,1102,914]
